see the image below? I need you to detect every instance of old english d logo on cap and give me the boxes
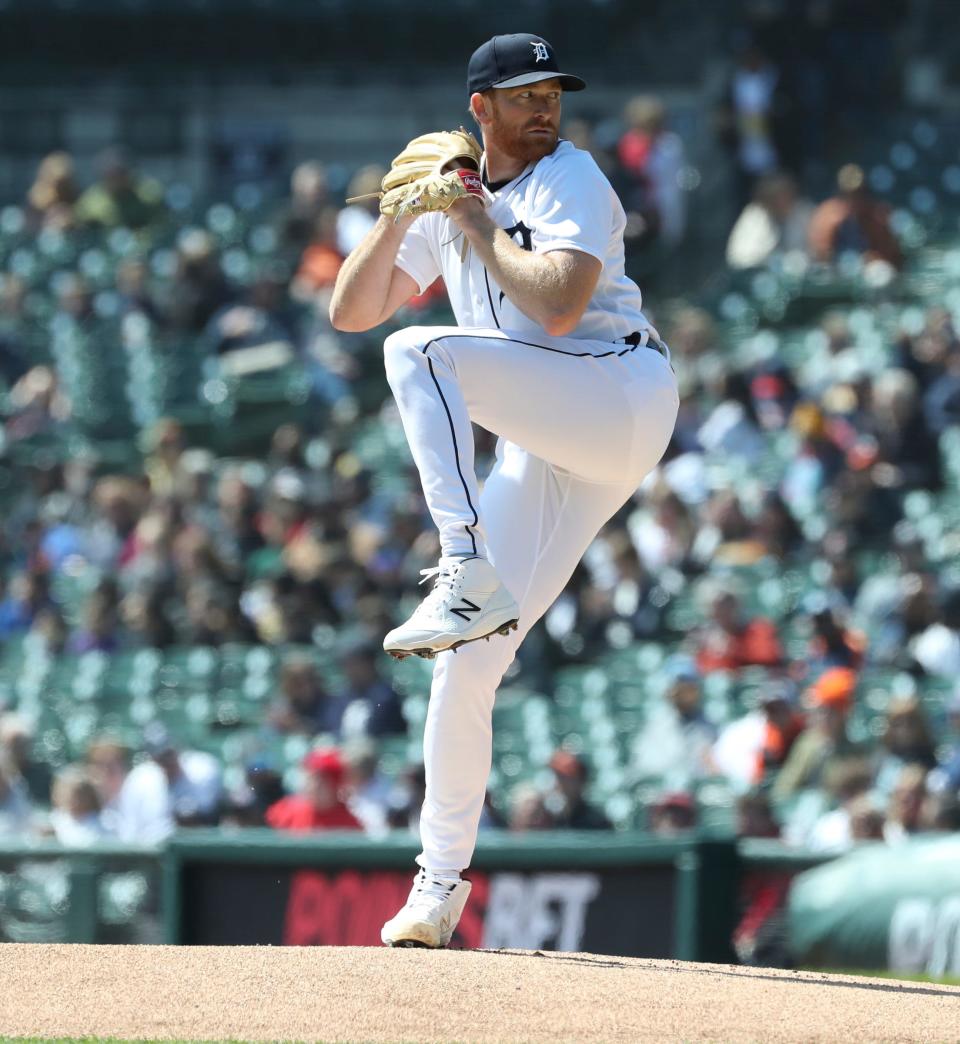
[467,34,587,94]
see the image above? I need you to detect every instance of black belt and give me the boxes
[614,331,668,358]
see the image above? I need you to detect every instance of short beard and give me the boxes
[488,110,559,165]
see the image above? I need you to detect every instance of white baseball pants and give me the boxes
[383,325,679,871]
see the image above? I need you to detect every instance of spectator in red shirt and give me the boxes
[265,748,362,832]
[733,789,791,966]
[617,94,686,248]
[695,589,784,673]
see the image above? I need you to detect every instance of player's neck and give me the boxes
[481,143,528,186]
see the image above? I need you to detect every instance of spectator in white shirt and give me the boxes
[711,708,766,792]
[116,723,222,842]
[342,738,392,836]
[718,43,782,207]
[882,764,928,846]
[726,173,814,270]
[631,658,716,789]
[85,736,130,837]
[48,765,109,846]
[804,759,876,853]
[336,166,385,257]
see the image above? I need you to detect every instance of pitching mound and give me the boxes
[0,944,957,1042]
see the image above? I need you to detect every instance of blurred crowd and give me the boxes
[0,5,959,873]
[0,708,615,843]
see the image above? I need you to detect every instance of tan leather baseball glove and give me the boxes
[347,128,484,220]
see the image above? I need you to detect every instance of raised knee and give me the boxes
[383,327,429,385]
[384,326,428,359]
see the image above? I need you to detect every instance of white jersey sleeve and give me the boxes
[515,142,650,342]
[394,215,442,295]
[527,149,613,263]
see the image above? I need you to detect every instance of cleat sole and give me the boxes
[385,619,519,660]
[387,648,435,661]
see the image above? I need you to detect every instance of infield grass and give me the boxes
[808,968,960,986]
[0,1038,296,1043]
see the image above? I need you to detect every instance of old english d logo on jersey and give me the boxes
[450,598,482,622]
[531,41,550,63]
[504,221,533,252]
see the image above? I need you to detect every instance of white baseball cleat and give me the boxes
[381,869,473,948]
[383,555,519,660]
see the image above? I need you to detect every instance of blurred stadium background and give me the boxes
[1,0,960,972]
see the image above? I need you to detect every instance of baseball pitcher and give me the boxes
[330,32,679,947]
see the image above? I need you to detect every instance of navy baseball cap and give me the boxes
[468,34,586,95]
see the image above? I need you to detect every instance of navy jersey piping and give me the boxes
[483,268,501,329]
[430,332,639,360]
[479,170,535,330]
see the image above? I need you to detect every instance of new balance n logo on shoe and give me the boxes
[450,599,481,622]
[383,556,519,659]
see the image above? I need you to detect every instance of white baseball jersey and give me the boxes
[394,139,654,342]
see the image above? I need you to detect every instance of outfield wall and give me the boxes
[164,831,740,960]
[9,831,956,972]
[0,831,743,958]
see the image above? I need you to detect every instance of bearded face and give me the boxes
[483,81,562,166]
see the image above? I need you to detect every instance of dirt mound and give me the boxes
[0,943,956,1042]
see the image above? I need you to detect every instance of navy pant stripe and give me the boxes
[423,346,479,555]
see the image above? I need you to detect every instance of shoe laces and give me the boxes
[406,869,457,913]
[416,558,465,612]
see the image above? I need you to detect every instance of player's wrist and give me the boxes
[447,195,488,232]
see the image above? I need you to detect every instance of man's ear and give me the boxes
[469,91,493,127]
